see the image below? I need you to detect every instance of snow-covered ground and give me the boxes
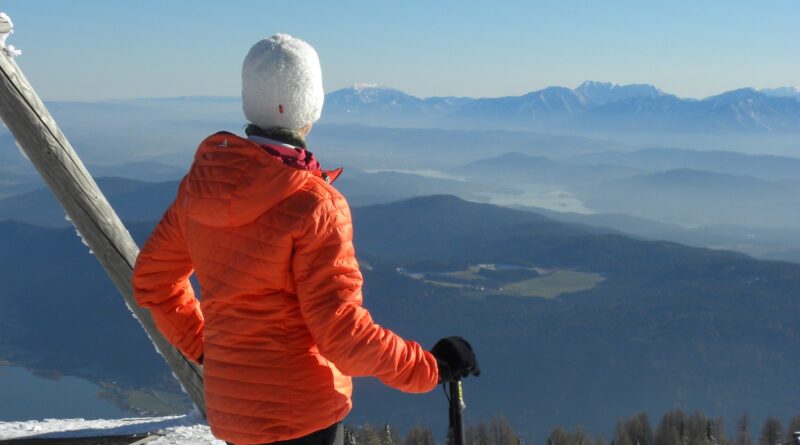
[0,410,224,444]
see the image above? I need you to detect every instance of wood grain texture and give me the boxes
[0,51,206,417]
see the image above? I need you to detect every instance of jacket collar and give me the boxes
[245,134,343,184]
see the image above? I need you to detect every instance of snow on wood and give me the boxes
[0,12,22,58]
[0,414,223,444]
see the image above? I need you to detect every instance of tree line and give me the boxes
[344,416,519,445]
[344,412,800,445]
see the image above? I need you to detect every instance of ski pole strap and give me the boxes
[448,380,466,445]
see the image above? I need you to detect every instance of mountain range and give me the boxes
[323,81,800,134]
[447,150,800,230]
[3,153,800,261]
[30,81,796,138]
[16,80,797,138]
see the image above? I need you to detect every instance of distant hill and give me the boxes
[352,195,751,275]
[307,123,631,170]
[574,169,800,227]
[569,148,800,182]
[508,204,800,264]
[0,136,184,199]
[446,149,800,230]
[455,152,642,186]
[334,168,508,207]
[0,177,180,227]
[602,168,783,193]
[1,195,799,438]
[87,162,185,183]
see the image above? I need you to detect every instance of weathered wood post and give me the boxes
[0,19,206,417]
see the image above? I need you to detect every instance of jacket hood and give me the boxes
[183,132,312,227]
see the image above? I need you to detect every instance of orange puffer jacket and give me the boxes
[132,132,439,445]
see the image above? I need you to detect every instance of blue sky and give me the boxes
[2,0,798,101]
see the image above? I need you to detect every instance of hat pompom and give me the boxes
[242,34,324,131]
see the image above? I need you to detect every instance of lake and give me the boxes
[0,365,131,421]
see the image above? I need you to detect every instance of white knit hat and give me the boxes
[242,34,324,130]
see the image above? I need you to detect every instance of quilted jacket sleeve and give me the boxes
[293,193,438,393]
[132,183,204,362]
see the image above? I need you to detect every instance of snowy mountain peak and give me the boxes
[352,82,385,91]
[574,80,664,106]
[576,80,620,90]
[326,84,415,106]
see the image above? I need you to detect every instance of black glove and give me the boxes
[431,336,480,383]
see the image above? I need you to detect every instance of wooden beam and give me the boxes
[0,43,205,416]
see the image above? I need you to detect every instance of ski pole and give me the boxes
[448,379,466,445]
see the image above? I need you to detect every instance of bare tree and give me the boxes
[345,425,358,445]
[548,427,574,445]
[490,416,520,445]
[405,426,437,445]
[655,409,686,445]
[737,414,753,445]
[383,424,401,445]
[615,413,654,445]
[786,415,800,444]
[760,418,783,445]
